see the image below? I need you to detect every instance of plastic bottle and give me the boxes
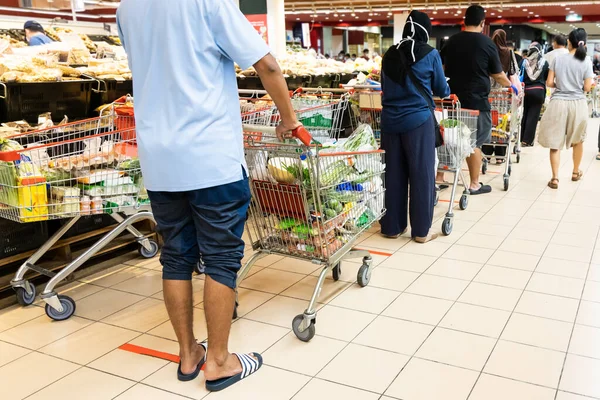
[80,196,91,215]
[91,196,103,215]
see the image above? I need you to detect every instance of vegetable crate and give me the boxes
[484,87,524,191]
[0,107,158,321]
[434,97,479,236]
[240,124,385,342]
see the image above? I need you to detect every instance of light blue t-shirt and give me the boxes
[117,0,270,191]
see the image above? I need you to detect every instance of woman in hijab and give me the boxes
[520,42,549,146]
[483,29,519,163]
[379,10,450,243]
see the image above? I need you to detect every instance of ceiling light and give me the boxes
[368,18,372,21]
[325,17,329,19]
[569,10,575,13]
[430,17,434,20]
[296,17,300,20]
[444,11,449,14]
[351,13,355,16]
[498,15,502,18]
[333,13,338,17]
[387,12,392,16]
[535,15,539,17]
[561,3,566,6]
[368,12,373,16]
[491,12,495,15]
[522,8,527,11]
[339,19,343,22]
[433,11,437,14]
[529,11,534,14]
[566,7,570,9]
[341,14,345,17]
[355,16,359,19]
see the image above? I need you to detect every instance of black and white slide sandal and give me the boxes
[205,352,263,392]
[177,340,208,382]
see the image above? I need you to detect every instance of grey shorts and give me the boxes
[476,111,492,148]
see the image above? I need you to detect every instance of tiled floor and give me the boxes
[2,120,600,399]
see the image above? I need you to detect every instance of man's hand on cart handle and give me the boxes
[277,122,312,145]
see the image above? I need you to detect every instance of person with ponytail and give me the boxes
[379,9,450,243]
[538,28,594,189]
[520,42,549,146]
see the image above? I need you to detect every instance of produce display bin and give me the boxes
[0,219,48,259]
[285,75,306,91]
[237,76,264,91]
[90,79,133,115]
[305,74,334,89]
[0,79,96,123]
[49,214,117,239]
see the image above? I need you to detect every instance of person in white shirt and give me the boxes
[545,34,569,66]
[118,0,301,392]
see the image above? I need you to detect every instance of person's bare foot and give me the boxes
[204,352,260,382]
[179,342,206,375]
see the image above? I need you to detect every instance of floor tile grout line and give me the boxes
[463,156,568,399]
[553,224,600,400]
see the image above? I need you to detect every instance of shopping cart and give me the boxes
[483,87,523,191]
[435,97,479,236]
[346,85,382,143]
[239,122,385,342]
[0,106,157,321]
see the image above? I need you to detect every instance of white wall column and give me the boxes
[393,12,409,44]
[266,0,286,57]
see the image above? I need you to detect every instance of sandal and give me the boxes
[381,228,407,239]
[177,340,208,381]
[205,352,263,392]
[548,178,559,189]
[572,170,583,181]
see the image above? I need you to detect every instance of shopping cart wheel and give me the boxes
[292,314,315,342]
[442,217,453,236]
[516,153,521,163]
[459,194,469,211]
[503,176,510,191]
[139,240,159,259]
[482,158,488,175]
[15,284,36,306]
[357,263,371,287]
[45,295,76,321]
[332,263,341,281]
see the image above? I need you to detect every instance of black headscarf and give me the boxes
[382,10,434,86]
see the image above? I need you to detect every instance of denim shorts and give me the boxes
[147,175,251,289]
[476,111,492,148]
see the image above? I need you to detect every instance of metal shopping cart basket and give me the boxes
[345,85,382,143]
[239,122,385,342]
[483,87,523,191]
[435,97,479,236]
[0,105,157,321]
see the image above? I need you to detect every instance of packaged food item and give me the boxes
[50,186,80,216]
[80,195,91,215]
[17,177,48,222]
[91,196,103,214]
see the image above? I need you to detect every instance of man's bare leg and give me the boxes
[466,148,483,190]
[203,275,256,381]
[163,279,205,374]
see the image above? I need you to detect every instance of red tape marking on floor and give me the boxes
[438,199,460,204]
[119,343,179,363]
[354,248,393,257]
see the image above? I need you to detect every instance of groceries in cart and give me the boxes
[245,123,385,260]
[0,113,148,223]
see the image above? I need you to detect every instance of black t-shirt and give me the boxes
[440,31,503,111]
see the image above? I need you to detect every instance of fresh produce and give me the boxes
[343,124,378,152]
[319,159,355,187]
[267,157,298,184]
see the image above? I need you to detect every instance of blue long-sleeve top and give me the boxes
[381,50,450,134]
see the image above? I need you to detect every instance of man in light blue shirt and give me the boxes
[24,21,52,46]
[118,0,300,391]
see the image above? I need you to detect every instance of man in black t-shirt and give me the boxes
[441,5,512,195]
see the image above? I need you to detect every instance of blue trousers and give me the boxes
[380,116,436,238]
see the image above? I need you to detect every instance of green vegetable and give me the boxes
[440,119,459,128]
[277,217,299,230]
[282,162,312,187]
[343,124,377,151]
[324,208,337,219]
[320,160,354,187]
[327,199,343,213]
[43,169,71,184]
[325,189,363,203]
[293,224,318,238]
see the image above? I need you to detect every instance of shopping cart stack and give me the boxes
[0,104,157,321]
[485,87,523,191]
[435,97,479,236]
[240,104,385,342]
